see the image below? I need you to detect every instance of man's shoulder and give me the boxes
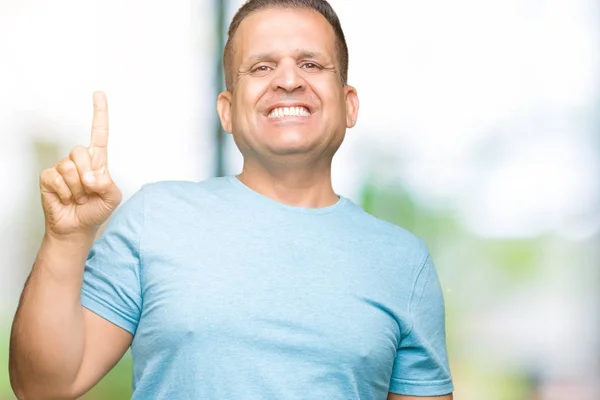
[346,202,422,241]
[343,202,428,260]
[125,176,234,217]
[140,176,228,197]
[135,176,234,204]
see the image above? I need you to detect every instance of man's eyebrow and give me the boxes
[243,52,276,64]
[296,50,328,60]
[243,50,329,64]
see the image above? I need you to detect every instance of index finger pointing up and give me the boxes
[90,91,109,148]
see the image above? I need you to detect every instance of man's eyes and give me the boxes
[250,62,324,74]
[251,65,273,73]
[300,62,323,70]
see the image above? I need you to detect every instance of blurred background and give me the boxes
[1,0,598,398]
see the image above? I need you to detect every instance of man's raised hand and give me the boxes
[40,91,122,240]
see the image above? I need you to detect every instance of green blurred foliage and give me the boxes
[361,181,541,284]
[1,326,13,399]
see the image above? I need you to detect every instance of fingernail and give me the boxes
[78,196,89,204]
[84,171,95,183]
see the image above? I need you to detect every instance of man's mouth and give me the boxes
[267,106,311,119]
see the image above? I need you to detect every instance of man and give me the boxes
[9,0,454,398]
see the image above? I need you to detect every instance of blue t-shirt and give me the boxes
[81,176,453,399]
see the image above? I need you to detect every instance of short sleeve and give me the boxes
[80,187,145,335]
[388,246,454,396]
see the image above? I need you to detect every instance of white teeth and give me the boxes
[268,106,310,118]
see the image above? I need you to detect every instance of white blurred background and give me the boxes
[1,0,598,398]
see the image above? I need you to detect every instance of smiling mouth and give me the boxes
[267,106,311,119]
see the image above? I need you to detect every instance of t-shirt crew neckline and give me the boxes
[226,175,348,215]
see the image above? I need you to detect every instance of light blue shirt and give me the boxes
[81,176,453,399]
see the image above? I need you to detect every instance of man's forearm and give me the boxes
[9,234,93,399]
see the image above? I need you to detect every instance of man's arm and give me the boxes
[388,394,453,400]
[9,235,133,399]
[9,91,130,399]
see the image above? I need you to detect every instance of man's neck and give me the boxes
[236,163,338,209]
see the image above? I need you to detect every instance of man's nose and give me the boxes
[270,60,306,92]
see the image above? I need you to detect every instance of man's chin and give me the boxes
[262,135,315,156]
[267,146,314,156]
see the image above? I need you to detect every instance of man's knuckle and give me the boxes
[53,174,64,186]
[40,168,51,179]
[70,145,86,158]
[39,169,53,186]
[60,159,76,172]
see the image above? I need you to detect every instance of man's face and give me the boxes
[218,7,359,163]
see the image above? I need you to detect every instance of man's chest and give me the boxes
[134,226,410,380]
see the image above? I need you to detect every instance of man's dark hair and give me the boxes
[223,0,349,91]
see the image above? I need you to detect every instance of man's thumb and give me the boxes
[83,171,121,208]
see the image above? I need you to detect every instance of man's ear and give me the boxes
[344,85,359,128]
[217,90,233,133]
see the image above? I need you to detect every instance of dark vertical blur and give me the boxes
[214,0,227,177]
